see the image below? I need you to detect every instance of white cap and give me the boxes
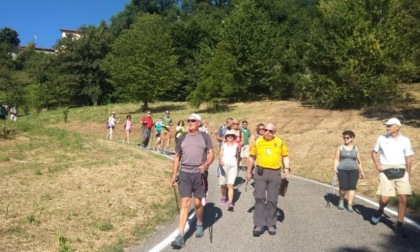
[111,111,115,114]
[188,113,201,121]
[384,118,401,126]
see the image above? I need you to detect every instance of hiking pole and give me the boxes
[326,174,337,208]
[173,176,179,214]
[245,180,249,192]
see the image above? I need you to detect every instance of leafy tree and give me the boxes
[0,27,20,47]
[103,14,181,110]
[188,41,236,109]
[304,0,399,108]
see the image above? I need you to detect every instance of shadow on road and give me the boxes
[182,203,222,243]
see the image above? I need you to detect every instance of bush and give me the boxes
[0,125,17,139]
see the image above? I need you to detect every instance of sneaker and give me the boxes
[267,225,276,235]
[195,224,204,238]
[220,196,226,205]
[228,203,234,211]
[347,205,354,213]
[338,200,344,210]
[395,227,408,238]
[253,226,264,237]
[371,211,382,224]
[171,234,185,249]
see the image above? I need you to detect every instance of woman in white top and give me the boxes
[106,112,117,140]
[219,130,240,211]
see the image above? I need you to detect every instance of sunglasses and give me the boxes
[264,129,275,134]
[258,128,264,131]
[226,134,235,138]
[187,119,197,123]
[343,137,351,140]
[232,123,239,125]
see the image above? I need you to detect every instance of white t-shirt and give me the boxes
[373,134,414,165]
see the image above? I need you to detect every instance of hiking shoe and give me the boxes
[267,225,276,235]
[347,205,354,213]
[195,224,204,238]
[220,196,226,205]
[371,211,382,224]
[253,226,264,237]
[395,227,408,238]
[171,234,185,249]
[228,203,234,211]
[338,200,344,210]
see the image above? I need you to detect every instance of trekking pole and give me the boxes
[245,180,249,192]
[326,174,337,208]
[173,176,179,213]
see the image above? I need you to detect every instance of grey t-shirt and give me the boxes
[337,146,358,170]
[176,133,214,173]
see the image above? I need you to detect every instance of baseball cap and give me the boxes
[188,113,201,121]
[384,118,401,126]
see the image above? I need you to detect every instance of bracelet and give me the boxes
[284,167,290,171]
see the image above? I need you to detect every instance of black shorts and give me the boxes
[337,169,359,190]
[178,171,206,199]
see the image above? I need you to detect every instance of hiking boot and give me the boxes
[171,234,185,249]
[347,205,354,213]
[253,226,264,237]
[220,196,226,205]
[395,227,408,238]
[371,210,382,224]
[267,225,276,235]
[195,224,204,238]
[338,200,344,210]
[228,202,234,211]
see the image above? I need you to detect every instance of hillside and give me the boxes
[0,95,419,251]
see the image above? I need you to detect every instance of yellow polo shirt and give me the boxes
[250,137,288,169]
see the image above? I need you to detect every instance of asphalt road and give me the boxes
[127,151,420,252]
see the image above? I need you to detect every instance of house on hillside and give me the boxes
[60,29,81,41]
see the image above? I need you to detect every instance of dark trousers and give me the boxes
[141,127,151,147]
[253,168,282,227]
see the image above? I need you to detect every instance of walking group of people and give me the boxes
[104,110,178,151]
[0,104,18,121]
[170,114,414,249]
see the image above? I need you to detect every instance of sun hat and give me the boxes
[111,111,115,114]
[225,130,237,138]
[384,118,401,126]
[188,113,201,121]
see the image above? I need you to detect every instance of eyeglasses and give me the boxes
[343,137,351,140]
[232,123,239,125]
[226,135,235,138]
[187,119,197,123]
[258,128,264,131]
[264,129,275,134]
[385,125,391,128]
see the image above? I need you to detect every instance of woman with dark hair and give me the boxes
[333,130,366,212]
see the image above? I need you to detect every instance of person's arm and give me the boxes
[172,153,181,186]
[357,150,366,179]
[333,146,340,174]
[283,156,290,177]
[405,155,412,182]
[200,148,215,173]
[219,144,224,166]
[371,150,382,172]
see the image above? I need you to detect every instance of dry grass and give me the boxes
[0,85,419,251]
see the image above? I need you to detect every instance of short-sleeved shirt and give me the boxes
[162,116,172,131]
[373,134,414,165]
[250,136,288,169]
[176,132,214,173]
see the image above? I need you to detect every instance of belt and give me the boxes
[256,165,281,170]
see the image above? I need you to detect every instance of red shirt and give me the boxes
[141,116,154,129]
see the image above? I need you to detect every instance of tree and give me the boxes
[0,27,20,47]
[103,14,181,110]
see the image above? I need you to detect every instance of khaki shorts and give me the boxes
[376,171,411,196]
[240,145,250,158]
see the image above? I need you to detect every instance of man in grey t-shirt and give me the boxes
[171,113,214,249]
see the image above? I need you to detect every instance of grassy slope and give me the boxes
[0,94,419,251]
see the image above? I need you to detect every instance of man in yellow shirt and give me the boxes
[246,122,290,237]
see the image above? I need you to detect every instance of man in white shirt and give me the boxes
[370,117,414,238]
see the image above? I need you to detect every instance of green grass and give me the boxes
[389,192,420,211]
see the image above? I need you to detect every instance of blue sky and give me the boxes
[0,0,131,48]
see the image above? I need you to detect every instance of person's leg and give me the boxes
[337,170,347,209]
[397,194,407,222]
[109,127,113,140]
[227,184,234,204]
[265,169,281,227]
[194,197,204,225]
[167,131,171,149]
[347,169,359,207]
[178,197,191,235]
[253,168,268,228]
[127,130,130,143]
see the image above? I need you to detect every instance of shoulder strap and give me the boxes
[339,144,344,152]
